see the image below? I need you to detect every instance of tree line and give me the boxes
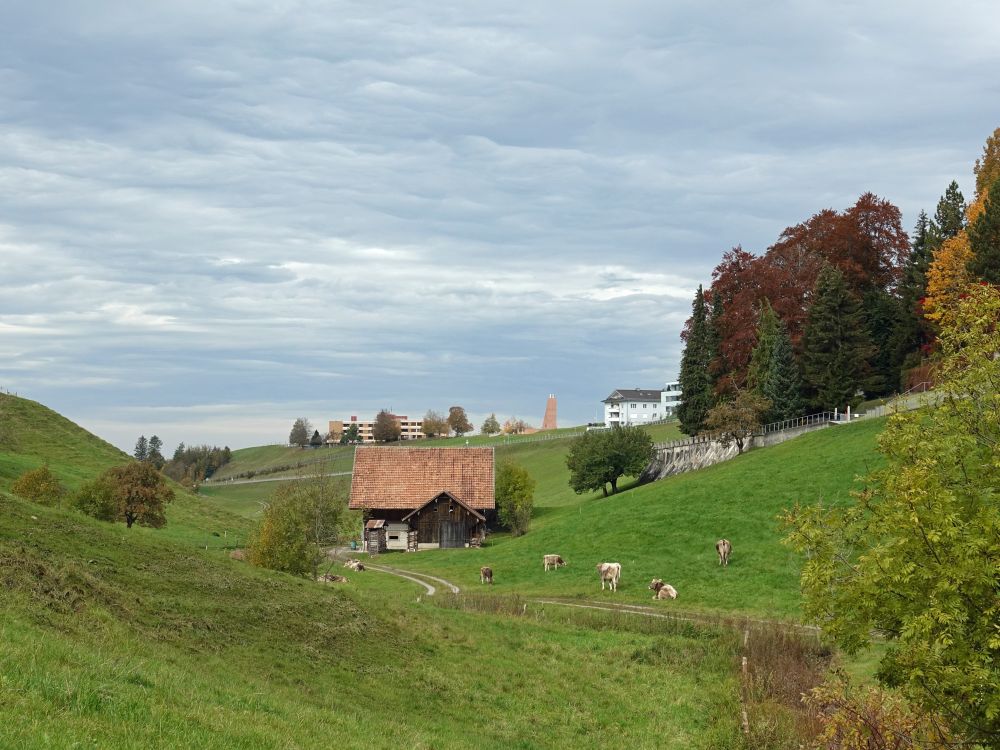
[678,127,1000,437]
[134,434,232,486]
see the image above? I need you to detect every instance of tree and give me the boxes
[891,210,936,374]
[133,435,148,462]
[481,413,501,436]
[677,285,716,434]
[495,460,535,536]
[784,283,1000,744]
[84,461,175,529]
[342,424,360,444]
[931,180,966,243]
[447,406,472,437]
[422,410,448,438]
[502,417,528,435]
[801,265,872,411]
[566,426,653,497]
[372,410,401,442]
[246,477,350,579]
[147,435,165,468]
[288,418,312,447]
[70,475,118,521]
[968,176,1000,284]
[748,302,804,423]
[862,287,905,397]
[703,389,771,454]
[309,430,323,447]
[172,442,186,462]
[11,466,65,506]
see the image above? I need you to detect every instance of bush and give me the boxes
[495,460,535,536]
[70,476,118,522]
[11,466,65,506]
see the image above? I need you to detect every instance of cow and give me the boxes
[321,574,349,583]
[596,562,621,592]
[480,566,493,585]
[715,538,732,567]
[648,579,678,600]
[543,554,567,571]
[344,558,366,572]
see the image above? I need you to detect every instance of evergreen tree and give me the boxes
[889,211,935,378]
[862,287,905,398]
[133,435,148,462]
[147,435,165,468]
[677,286,716,435]
[968,176,1000,284]
[172,442,185,463]
[931,179,966,243]
[801,266,872,411]
[748,301,804,422]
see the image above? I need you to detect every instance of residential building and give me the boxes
[602,381,682,427]
[328,414,427,444]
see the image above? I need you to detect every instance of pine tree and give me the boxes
[147,435,165,468]
[862,288,905,398]
[968,176,1000,284]
[748,301,804,422]
[133,435,148,462]
[677,286,715,434]
[801,266,872,411]
[932,180,966,243]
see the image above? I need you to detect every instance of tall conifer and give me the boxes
[748,301,804,422]
[678,286,715,435]
[968,177,1000,284]
[802,266,872,411]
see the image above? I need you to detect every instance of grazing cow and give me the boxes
[648,579,678,600]
[715,538,732,567]
[321,574,349,583]
[596,562,622,592]
[543,554,567,571]
[344,559,366,572]
[480,566,493,585]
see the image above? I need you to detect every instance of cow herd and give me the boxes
[477,539,733,600]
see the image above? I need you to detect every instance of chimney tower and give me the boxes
[541,394,558,430]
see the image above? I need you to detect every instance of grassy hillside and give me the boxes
[382,418,887,619]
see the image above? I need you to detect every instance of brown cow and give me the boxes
[715,538,732,567]
[543,554,566,571]
[596,562,621,591]
[648,579,678,600]
[344,558,366,572]
[480,566,493,585]
[321,574,349,583]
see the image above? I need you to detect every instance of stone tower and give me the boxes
[541,394,557,430]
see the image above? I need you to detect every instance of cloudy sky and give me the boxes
[1,1,997,452]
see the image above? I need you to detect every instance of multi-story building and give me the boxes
[602,381,682,427]
[328,414,427,444]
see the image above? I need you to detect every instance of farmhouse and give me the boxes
[349,446,495,553]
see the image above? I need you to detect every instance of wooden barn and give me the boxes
[349,446,495,553]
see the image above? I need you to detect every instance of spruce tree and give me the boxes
[801,265,872,411]
[748,301,804,422]
[933,180,966,241]
[746,301,779,393]
[134,435,148,462]
[147,435,165,468]
[862,288,904,397]
[677,286,715,434]
[968,176,1000,284]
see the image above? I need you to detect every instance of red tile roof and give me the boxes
[349,447,495,510]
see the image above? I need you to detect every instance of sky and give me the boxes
[1,1,998,452]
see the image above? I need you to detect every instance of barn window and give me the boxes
[388,534,399,541]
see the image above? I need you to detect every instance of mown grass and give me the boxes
[1,491,746,749]
[378,418,886,619]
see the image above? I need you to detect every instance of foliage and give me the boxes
[861,288,904,397]
[133,435,148,461]
[147,435,165,468]
[495,460,535,536]
[422,409,449,438]
[704,389,771,455]
[69,475,118,522]
[747,301,804,422]
[678,285,717,434]
[288,418,312,447]
[931,180,966,244]
[10,466,66,506]
[784,284,1000,744]
[968,176,1000,284]
[804,676,958,750]
[309,430,323,447]
[481,413,501,435]
[973,126,1000,198]
[372,410,401,442]
[801,265,871,411]
[447,406,473,436]
[502,417,529,434]
[342,423,360,444]
[76,461,175,528]
[246,477,350,579]
[566,426,653,496]
[162,444,232,484]
[924,233,974,324]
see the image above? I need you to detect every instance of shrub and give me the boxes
[70,476,119,522]
[11,466,65,506]
[495,460,535,536]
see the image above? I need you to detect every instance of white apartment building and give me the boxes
[602,382,682,427]
[328,414,426,444]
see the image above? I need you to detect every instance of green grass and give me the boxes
[377,418,887,619]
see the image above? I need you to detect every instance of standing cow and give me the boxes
[480,566,493,585]
[543,554,566,571]
[715,538,732,566]
[596,562,621,592]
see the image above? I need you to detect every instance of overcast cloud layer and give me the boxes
[1,1,998,451]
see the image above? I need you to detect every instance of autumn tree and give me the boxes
[372,410,401,442]
[80,461,175,529]
[422,410,448,438]
[704,389,771,455]
[11,466,66,506]
[447,406,472,437]
[502,417,528,435]
[968,176,1000,283]
[801,265,871,411]
[480,413,501,436]
[678,285,716,434]
[133,435,148,461]
[495,460,535,536]
[566,426,653,497]
[706,248,759,390]
[288,418,311,447]
[784,284,1000,744]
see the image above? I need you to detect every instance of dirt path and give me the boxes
[328,548,461,595]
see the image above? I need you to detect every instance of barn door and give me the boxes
[438,521,464,548]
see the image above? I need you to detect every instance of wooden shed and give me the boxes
[349,446,495,552]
